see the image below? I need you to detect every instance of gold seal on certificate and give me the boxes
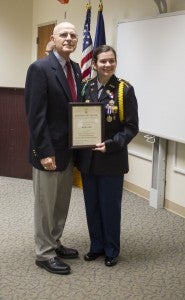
[69,102,105,148]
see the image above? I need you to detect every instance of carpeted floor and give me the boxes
[0,176,185,300]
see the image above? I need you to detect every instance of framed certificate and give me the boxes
[69,102,105,148]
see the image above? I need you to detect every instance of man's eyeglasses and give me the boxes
[54,32,78,40]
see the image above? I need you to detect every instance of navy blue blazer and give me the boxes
[75,75,139,175]
[25,51,82,171]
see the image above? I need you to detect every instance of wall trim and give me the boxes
[124,180,150,200]
[164,199,185,218]
[129,149,152,162]
[124,181,185,218]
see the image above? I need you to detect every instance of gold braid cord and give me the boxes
[118,81,124,122]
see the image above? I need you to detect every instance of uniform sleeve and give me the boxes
[105,85,139,153]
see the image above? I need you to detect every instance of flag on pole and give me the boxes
[94,1,106,49]
[81,3,93,80]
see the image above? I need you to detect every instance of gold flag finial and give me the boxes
[99,0,103,11]
[86,3,91,10]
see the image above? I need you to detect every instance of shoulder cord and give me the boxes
[118,81,124,122]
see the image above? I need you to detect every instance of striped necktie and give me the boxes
[66,61,77,101]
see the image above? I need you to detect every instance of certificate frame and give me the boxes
[69,102,105,148]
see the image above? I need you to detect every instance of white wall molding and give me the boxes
[128,150,152,162]
[173,142,185,175]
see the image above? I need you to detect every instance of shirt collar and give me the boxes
[53,50,66,68]
[97,79,104,90]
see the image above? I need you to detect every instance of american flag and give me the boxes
[81,3,93,80]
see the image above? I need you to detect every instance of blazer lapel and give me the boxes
[71,61,81,101]
[49,53,73,100]
[55,66,72,100]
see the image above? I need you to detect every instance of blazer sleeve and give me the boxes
[25,62,55,159]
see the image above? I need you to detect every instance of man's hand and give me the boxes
[40,156,56,171]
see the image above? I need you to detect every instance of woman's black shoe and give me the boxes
[104,256,118,267]
[84,252,104,261]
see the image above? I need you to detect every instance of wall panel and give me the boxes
[0,87,32,179]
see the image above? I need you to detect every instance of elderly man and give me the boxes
[25,22,82,275]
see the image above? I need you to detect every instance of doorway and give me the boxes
[37,23,56,59]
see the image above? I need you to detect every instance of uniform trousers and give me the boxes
[81,173,124,258]
[33,161,73,261]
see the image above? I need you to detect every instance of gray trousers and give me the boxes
[33,161,73,261]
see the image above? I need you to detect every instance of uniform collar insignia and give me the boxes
[109,84,115,88]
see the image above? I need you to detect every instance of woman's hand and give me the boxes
[93,142,106,153]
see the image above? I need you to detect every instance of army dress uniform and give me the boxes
[75,74,139,259]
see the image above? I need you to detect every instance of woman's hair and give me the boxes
[92,45,117,63]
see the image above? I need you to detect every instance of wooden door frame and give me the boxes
[37,21,57,59]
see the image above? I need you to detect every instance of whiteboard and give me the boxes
[116,12,185,144]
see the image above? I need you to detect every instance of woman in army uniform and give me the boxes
[76,45,139,266]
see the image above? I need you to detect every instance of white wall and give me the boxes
[1,0,185,216]
[31,0,162,62]
[0,0,33,88]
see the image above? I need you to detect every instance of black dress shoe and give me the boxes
[84,252,104,261]
[35,257,71,275]
[104,256,118,267]
[55,245,79,259]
